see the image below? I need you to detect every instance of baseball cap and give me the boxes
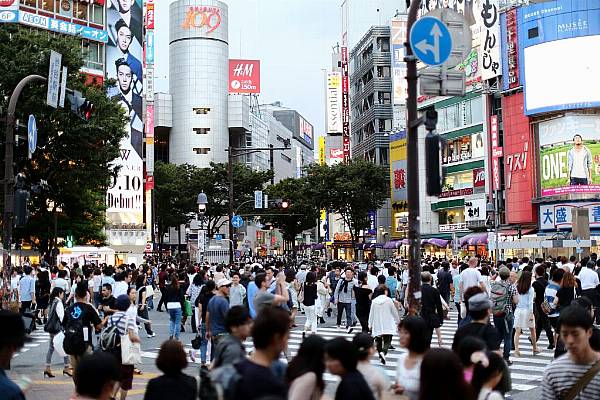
[468,293,493,312]
[217,278,232,288]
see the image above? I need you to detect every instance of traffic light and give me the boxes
[14,189,30,227]
[271,198,290,209]
[424,107,446,196]
[66,234,74,248]
[67,90,94,120]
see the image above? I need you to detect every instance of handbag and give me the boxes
[121,334,142,365]
[183,299,193,317]
[145,285,154,296]
[53,332,67,358]
[191,335,202,350]
[297,284,305,303]
[44,300,62,334]
[562,358,600,400]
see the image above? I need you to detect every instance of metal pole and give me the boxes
[494,190,500,263]
[53,208,58,267]
[269,144,275,185]
[228,146,235,264]
[405,0,422,315]
[3,75,47,270]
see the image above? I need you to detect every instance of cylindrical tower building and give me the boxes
[169,0,229,166]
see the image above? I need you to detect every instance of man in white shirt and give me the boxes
[579,260,600,324]
[367,265,379,290]
[459,257,487,300]
[563,256,577,273]
[113,271,132,298]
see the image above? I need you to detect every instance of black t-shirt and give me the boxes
[452,322,500,352]
[100,295,116,315]
[197,292,214,322]
[233,358,287,400]
[353,286,372,312]
[302,282,318,307]
[335,370,376,400]
[556,286,576,309]
[532,278,548,307]
[64,302,102,346]
[437,270,452,293]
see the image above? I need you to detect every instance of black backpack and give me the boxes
[63,304,87,355]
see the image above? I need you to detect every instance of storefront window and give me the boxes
[90,4,103,24]
[443,136,471,164]
[439,208,465,225]
[22,0,37,7]
[446,104,460,131]
[443,171,472,191]
[38,0,53,12]
[470,96,484,124]
[74,0,87,20]
[82,41,104,71]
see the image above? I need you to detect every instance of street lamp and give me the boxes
[486,200,499,263]
[196,192,208,264]
[197,191,208,216]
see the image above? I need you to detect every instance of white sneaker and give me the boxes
[147,332,156,338]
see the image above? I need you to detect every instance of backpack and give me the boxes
[490,281,510,317]
[206,363,242,400]
[63,304,86,355]
[99,314,125,353]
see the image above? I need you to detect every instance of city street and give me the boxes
[8,306,545,399]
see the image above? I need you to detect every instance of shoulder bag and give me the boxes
[562,358,600,400]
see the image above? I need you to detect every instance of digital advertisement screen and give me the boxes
[539,114,600,196]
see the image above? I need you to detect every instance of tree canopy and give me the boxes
[0,26,127,254]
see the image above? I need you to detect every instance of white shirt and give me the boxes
[571,147,587,178]
[395,353,421,399]
[52,277,69,292]
[401,270,409,285]
[367,274,379,290]
[579,267,600,290]
[460,267,484,295]
[113,281,129,298]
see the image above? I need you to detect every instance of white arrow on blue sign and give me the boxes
[232,215,244,228]
[27,114,37,159]
[409,16,453,66]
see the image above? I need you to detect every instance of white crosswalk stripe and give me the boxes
[141,310,550,394]
[13,329,51,358]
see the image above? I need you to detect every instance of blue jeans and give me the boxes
[336,302,352,327]
[168,308,183,340]
[147,295,154,310]
[198,322,208,364]
[493,313,514,360]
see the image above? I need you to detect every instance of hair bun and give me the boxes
[470,351,489,367]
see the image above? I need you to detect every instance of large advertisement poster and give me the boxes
[326,72,342,133]
[106,0,144,226]
[539,114,600,196]
[518,1,600,115]
[390,130,407,203]
[391,16,407,105]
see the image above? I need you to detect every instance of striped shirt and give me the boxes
[542,354,600,400]
[107,311,136,336]
[545,282,561,318]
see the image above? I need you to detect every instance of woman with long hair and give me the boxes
[191,279,216,367]
[186,272,205,334]
[353,271,372,333]
[164,273,185,340]
[302,271,319,337]
[325,337,375,400]
[368,286,400,364]
[514,270,538,356]
[418,348,475,400]
[471,351,507,400]
[556,271,577,309]
[353,333,390,400]
[36,267,51,324]
[134,274,155,338]
[316,268,329,324]
[286,335,327,400]
[44,287,70,378]
[394,316,429,400]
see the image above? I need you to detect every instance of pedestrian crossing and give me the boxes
[13,329,51,358]
[139,310,551,395]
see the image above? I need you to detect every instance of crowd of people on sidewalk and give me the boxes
[1,252,600,399]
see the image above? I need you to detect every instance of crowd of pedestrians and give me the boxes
[2,253,600,399]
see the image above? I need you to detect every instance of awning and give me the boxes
[499,228,536,236]
[383,240,402,249]
[459,232,489,247]
[311,243,325,250]
[425,238,450,247]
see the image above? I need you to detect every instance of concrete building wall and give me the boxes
[169,0,229,166]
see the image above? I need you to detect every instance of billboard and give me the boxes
[540,202,600,230]
[326,72,342,133]
[477,0,501,81]
[329,148,344,165]
[518,1,600,115]
[390,130,407,203]
[318,137,326,165]
[539,114,600,196]
[299,116,313,147]
[500,7,520,90]
[0,0,18,23]
[19,11,108,42]
[105,0,144,226]
[341,47,350,162]
[391,16,407,105]
[229,59,260,94]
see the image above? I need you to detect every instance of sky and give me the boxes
[154,0,345,136]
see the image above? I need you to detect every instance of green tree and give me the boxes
[0,26,127,255]
[306,159,389,248]
[265,177,319,252]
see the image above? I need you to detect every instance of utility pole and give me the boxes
[3,75,47,269]
[269,144,275,185]
[405,0,422,315]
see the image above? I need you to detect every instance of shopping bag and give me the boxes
[183,299,192,317]
[53,332,67,358]
[121,334,142,365]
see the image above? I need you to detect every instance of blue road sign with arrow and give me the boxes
[27,114,37,158]
[232,215,244,228]
[410,16,452,66]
